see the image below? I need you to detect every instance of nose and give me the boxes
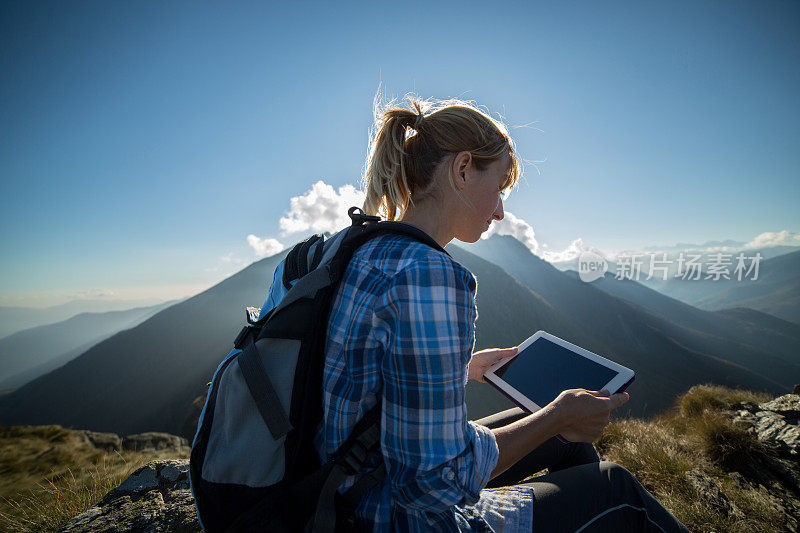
[493,196,504,221]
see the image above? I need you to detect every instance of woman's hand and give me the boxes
[550,388,630,442]
[467,347,518,382]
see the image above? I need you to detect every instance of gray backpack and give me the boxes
[189,207,449,532]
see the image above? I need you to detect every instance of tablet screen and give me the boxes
[495,337,619,407]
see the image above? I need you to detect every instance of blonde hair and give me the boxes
[362,94,521,220]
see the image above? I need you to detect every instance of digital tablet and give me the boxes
[484,331,635,414]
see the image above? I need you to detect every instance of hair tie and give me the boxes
[413,110,424,129]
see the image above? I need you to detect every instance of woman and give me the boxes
[315,95,688,532]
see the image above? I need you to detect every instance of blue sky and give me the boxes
[1,1,798,306]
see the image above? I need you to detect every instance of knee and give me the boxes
[598,461,638,488]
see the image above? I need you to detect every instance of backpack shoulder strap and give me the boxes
[344,206,449,258]
[237,335,293,440]
[283,234,325,289]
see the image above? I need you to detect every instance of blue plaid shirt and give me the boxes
[310,233,500,531]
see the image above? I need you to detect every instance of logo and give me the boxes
[578,251,608,282]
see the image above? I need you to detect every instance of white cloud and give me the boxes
[542,239,613,264]
[74,288,118,299]
[744,230,800,249]
[480,211,612,265]
[542,238,586,263]
[481,211,541,255]
[247,235,285,258]
[279,180,366,235]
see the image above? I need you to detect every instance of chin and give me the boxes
[456,232,483,244]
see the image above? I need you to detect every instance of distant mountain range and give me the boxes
[0,298,168,339]
[642,250,800,324]
[0,235,797,438]
[0,301,175,391]
[547,246,800,324]
[0,251,288,437]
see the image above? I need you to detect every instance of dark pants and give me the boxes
[475,408,689,532]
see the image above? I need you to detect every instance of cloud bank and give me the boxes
[247,180,365,258]
[279,180,366,236]
[744,230,800,249]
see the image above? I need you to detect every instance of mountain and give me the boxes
[0,302,175,391]
[552,245,800,324]
[547,245,798,276]
[544,245,800,324]
[690,250,800,322]
[0,298,167,339]
[587,271,800,366]
[1,236,797,438]
[467,235,799,408]
[648,250,800,323]
[0,251,288,437]
[0,244,585,433]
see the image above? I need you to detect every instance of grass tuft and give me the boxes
[596,384,789,533]
[677,384,771,417]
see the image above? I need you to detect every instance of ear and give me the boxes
[451,151,472,191]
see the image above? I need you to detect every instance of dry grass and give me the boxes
[675,384,771,418]
[595,384,787,533]
[0,425,188,533]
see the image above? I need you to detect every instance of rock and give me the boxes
[685,469,744,519]
[122,432,189,453]
[729,394,800,531]
[81,430,122,452]
[760,394,800,418]
[733,394,800,457]
[792,384,799,395]
[59,460,200,533]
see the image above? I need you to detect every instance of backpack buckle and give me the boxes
[348,206,381,226]
[336,439,371,475]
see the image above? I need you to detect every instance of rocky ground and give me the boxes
[59,460,199,533]
[727,394,800,530]
[58,392,800,532]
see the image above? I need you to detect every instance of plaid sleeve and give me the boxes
[373,254,500,518]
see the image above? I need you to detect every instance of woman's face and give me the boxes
[456,153,509,243]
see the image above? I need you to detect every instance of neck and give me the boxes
[398,199,453,249]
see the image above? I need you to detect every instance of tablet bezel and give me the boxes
[483,330,635,414]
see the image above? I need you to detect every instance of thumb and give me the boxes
[610,392,629,408]
[500,346,519,358]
